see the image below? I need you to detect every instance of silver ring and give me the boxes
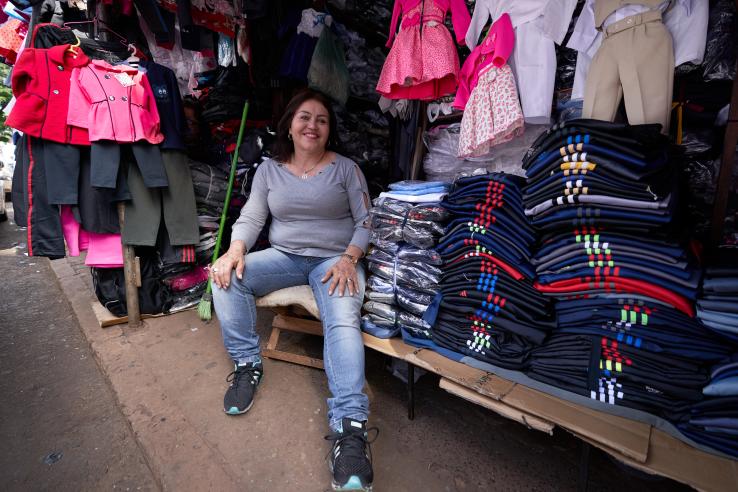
[212,267,218,273]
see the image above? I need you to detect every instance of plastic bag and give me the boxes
[703,0,737,82]
[368,260,440,294]
[422,123,548,182]
[308,27,350,105]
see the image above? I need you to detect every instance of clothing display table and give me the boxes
[361,334,738,491]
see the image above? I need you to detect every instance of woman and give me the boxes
[210,89,376,491]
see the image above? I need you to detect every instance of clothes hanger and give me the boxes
[125,43,141,68]
[65,34,81,58]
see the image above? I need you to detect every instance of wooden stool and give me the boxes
[256,286,324,369]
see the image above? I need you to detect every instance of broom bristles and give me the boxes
[198,291,213,321]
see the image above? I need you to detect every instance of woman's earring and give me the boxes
[288,133,293,141]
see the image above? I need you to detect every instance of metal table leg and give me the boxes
[407,363,415,420]
[578,441,591,492]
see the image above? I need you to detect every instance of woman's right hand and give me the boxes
[210,241,246,289]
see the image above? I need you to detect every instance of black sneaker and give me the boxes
[223,362,262,415]
[325,418,379,491]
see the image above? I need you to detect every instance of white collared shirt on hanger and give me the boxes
[466,0,578,124]
[568,0,708,100]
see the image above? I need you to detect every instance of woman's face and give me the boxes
[289,99,330,155]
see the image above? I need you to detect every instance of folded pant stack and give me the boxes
[679,253,738,458]
[522,119,738,456]
[522,119,700,313]
[362,182,450,340]
[424,173,555,370]
[697,263,738,344]
[527,297,731,419]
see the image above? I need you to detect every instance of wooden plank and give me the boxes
[440,379,554,435]
[572,427,738,492]
[412,349,516,400]
[262,348,324,370]
[501,384,650,463]
[272,314,323,336]
[362,333,418,359]
[91,301,170,328]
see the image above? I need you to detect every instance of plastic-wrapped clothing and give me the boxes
[370,197,448,249]
[700,0,736,82]
[370,238,443,265]
[366,248,442,277]
[362,301,432,339]
[371,196,449,222]
[368,258,440,294]
[361,314,401,339]
[422,123,548,182]
[366,275,434,316]
[167,281,207,313]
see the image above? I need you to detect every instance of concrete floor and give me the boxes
[0,206,694,491]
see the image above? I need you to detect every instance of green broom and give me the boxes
[198,101,250,321]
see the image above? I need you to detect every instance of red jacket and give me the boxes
[7,43,91,145]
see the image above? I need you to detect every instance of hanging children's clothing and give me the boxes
[7,43,91,205]
[0,18,26,63]
[279,8,332,82]
[454,13,523,158]
[122,60,200,248]
[466,0,577,124]
[377,0,471,101]
[67,60,168,190]
[567,0,708,132]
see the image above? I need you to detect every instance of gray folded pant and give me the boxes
[123,149,200,246]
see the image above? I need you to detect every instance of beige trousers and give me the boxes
[582,11,674,133]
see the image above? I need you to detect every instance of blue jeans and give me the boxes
[212,247,368,430]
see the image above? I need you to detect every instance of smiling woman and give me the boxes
[208,89,376,491]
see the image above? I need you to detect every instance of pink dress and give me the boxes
[377,0,470,101]
[456,14,524,158]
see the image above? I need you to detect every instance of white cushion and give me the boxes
[255,285,320,319]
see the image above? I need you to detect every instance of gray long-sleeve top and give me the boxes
[231,154,371,257]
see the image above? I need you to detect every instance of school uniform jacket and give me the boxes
[67,59,164,144]
[7,43,91,145]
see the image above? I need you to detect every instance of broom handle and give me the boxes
[210,101,250,267]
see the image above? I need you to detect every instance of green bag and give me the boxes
[307,27,350,105]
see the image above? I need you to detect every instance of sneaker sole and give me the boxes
[331,476,372,491]
[224,398,254,415]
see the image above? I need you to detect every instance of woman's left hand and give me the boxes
[322,256,358,297]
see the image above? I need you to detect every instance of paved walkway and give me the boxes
[0,210,158,491]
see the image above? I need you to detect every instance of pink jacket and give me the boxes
[386,0,471,48]
[453,13,514,110]
[67,60,164,144]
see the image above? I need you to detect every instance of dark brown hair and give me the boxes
[272,89,339,163]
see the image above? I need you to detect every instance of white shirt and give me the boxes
[466,0,577,48]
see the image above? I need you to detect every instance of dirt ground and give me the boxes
[0,206,694,491]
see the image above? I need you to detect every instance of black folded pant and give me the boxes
[90,141,168,190]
